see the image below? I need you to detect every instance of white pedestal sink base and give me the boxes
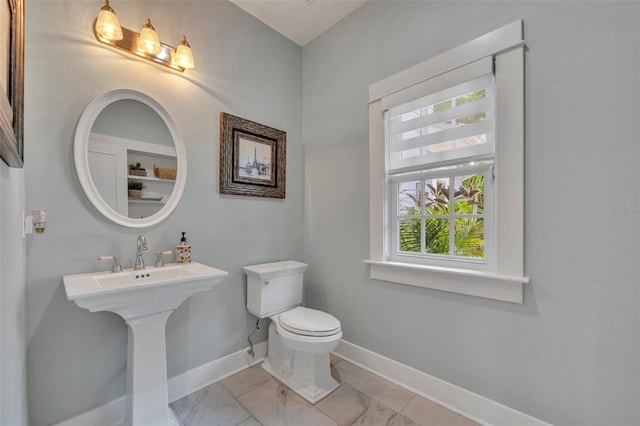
[63,263,228,426]
[125,311,176,426]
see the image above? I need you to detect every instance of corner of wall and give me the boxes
[0,162,28,426]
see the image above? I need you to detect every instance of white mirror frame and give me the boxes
[74,89,187,228]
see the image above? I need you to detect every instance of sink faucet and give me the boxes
[134,234,148,270]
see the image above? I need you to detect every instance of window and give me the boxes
[391,165,493,266]
[365,21,529,303]
[387,58,495,268]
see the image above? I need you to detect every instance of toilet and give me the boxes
[244,260,342,404]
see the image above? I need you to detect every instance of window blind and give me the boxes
[384,56,495,174]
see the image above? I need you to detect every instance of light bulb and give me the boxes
[138,19,161,55]
[95,0,123,41]
[174,35,195,69]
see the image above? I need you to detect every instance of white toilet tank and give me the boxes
[244,260,308,318]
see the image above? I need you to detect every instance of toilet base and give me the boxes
[262,322,340,404]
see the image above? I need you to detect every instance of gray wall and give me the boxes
[24,2,302,425]
[302,2,639,425]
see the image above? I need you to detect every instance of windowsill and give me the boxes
[363,259,529,304]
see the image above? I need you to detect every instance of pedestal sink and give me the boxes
[63,262,228,426]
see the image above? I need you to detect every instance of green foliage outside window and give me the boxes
[399,173,484,258]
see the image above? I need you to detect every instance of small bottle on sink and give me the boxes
[176,232,191,263]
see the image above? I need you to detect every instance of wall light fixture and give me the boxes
[23,210,47,237]
[93,0,195,72]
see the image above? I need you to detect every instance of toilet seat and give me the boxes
[278,307,341,337]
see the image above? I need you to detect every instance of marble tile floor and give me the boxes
[170,354,479,426]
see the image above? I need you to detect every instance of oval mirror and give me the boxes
[74,89,187,228]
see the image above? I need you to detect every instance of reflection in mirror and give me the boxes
[89,99,177,219]
[92,100,173,146]
[74,89,186,228]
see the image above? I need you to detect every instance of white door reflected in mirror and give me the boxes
[74,89,187,228]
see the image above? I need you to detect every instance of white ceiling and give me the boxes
[230,0,367,46]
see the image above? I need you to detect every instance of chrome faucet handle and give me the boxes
[154,251,173,268]
[98,255,122,273]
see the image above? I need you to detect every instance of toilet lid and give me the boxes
[278,307,341,337]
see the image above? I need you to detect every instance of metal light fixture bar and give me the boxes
[93,20,186,72]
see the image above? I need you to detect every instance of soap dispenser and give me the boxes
[176,232,191,263]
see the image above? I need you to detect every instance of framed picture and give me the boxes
[220,112,286,198]
[0,0,24,168]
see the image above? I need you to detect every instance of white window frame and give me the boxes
[365,20,530,303]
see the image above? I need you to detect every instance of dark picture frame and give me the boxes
[0,0,24,168]
[220,113,286,198]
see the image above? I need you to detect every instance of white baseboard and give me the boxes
[52,397,127,426]
[56,339,548,426]
[333,340,551,426]
[167,341,266,403]
[53,342,267,426]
